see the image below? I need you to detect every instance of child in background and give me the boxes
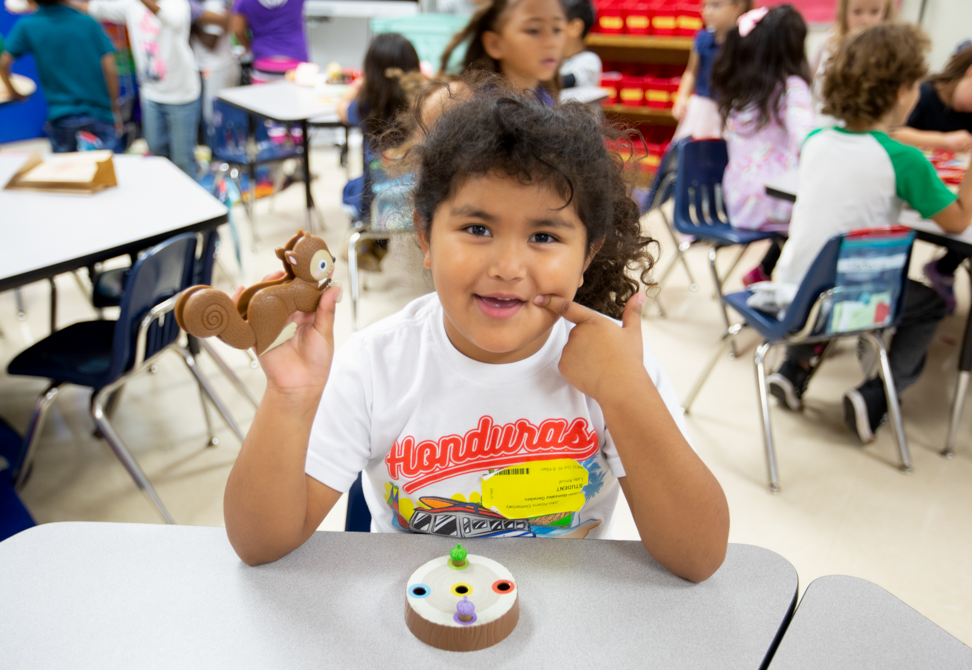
[190,0,239,136]
[710,5,814,284]
[230,0,307,64]
[559,0,600,89]
[337,32,422,272]
[222,87,730,581]
[440,0,567,104]
[809,0,894,126]
[672,0,750,141]
[891,43,972,313]
[767,24,972,443]
[77,0,202,177]
[0,0,120,152]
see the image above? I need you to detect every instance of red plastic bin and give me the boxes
[651,2,678,36]
[619,75,646,107]
[624,1,652,34]
[677,3,703,37]
[643,76,670,108]
[600,72,623,105]
[598,2,626,34]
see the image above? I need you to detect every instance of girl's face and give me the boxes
[483,0,567,90]
[702,0,745,35]
[418,173,592,365]
[952,67,972,113]
[846,0,887,33]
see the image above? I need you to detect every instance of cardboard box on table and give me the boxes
[3,151,118,195]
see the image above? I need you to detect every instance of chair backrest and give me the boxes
[643,139,683,213]
[672,139,734,236]
[106,234,198,382]
[779,226,916,339]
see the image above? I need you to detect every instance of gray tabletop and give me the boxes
[217,81,340,123]
[768,575,972,669]
[0,523,797,669]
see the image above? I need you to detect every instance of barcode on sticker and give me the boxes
[496,468,530,476]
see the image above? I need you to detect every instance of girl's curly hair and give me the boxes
[822,23,929,126]
[402,84,655,319]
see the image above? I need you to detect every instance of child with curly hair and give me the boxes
[223,86,730,582]
[767,24,972,443]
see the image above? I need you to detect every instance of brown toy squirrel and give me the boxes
[175,230,336,354]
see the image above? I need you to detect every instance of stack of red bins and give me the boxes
[591,0,703,37]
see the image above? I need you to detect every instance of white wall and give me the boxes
[900,0,972,71]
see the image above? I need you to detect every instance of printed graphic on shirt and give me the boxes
[382,414,609,540]
[139,11,166,82]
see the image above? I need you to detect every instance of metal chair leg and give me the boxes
[91,381,175,524]
[707,246,737,358]
[683,323,743,412]
[15,287,26,321]
[247,164,260,249]
[861,332,912,474]
[13,382,61,489]
[176,346,245,442]
[754,341,781,493]
[200,338,258,408]
[197,382,218,447]
[660,209,697,291]
[943,370,969,458]
[349,230,363,332]
[719,245,748,286]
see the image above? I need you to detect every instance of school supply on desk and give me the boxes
[3,151,117,195]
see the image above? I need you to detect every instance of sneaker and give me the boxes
[767,361,812,411]
[842,378,889,444]
[743,265,771,287]
[923,259,956,314]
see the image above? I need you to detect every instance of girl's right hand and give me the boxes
[232,273,342,395]
[672,96,687,121]
[943,130,972,153]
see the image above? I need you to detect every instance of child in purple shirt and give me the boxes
[230,0,307,63]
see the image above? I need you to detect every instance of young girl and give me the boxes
[810,0,894,125]
[710,5,814,284]
[439,0,567,104]
[223,88,730,582]
[892,44,972,312]
[672,0,750,141]
[337,33,423,271]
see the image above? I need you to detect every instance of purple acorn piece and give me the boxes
[457,596,475,617]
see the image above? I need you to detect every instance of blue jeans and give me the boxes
[141,97,200,178]
[46,115,117,153]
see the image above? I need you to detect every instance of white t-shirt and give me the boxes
[89,0,200,104]
[191,0,236,74]
[305,293,691,540]
[560,50,602,89]
[775,128,957,288]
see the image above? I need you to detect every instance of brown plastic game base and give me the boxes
[405,549,519,652]
[174,230,335,354]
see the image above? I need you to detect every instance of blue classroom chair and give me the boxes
[344,472,373,532]
[0,417,34,542]
[671,139,781,351]
[642,139,698,318]
[7,234,237,524]
[682,228,917,493]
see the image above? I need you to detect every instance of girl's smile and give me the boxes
[418,173,593,365]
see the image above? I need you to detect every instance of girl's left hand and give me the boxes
[534,292,648,402]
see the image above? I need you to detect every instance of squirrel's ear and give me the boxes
[286,252,298,265]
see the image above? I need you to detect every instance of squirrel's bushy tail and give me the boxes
[175,286,256,350]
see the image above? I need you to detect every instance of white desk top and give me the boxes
[560,86,610,104]
[0,522,798,669]
[0,153,227,291]
[768,576,972,669]
[217,81,341,123]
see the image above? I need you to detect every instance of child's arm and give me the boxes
[890,127,972,153]
[337,78,363,125]
[536,293,730,582]
[930,166,972,234]
[0,52,25,102]
[100,53,122,134]
[223,281,344,565]
[230,13,250,51]
[672,51,698,122]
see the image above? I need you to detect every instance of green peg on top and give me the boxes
[449,543,468,569]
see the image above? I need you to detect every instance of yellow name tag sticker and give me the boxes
[482,459,589,519]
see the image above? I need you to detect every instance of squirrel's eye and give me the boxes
[318,260,328,270]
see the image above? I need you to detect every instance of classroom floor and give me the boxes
[1,138,970,647]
